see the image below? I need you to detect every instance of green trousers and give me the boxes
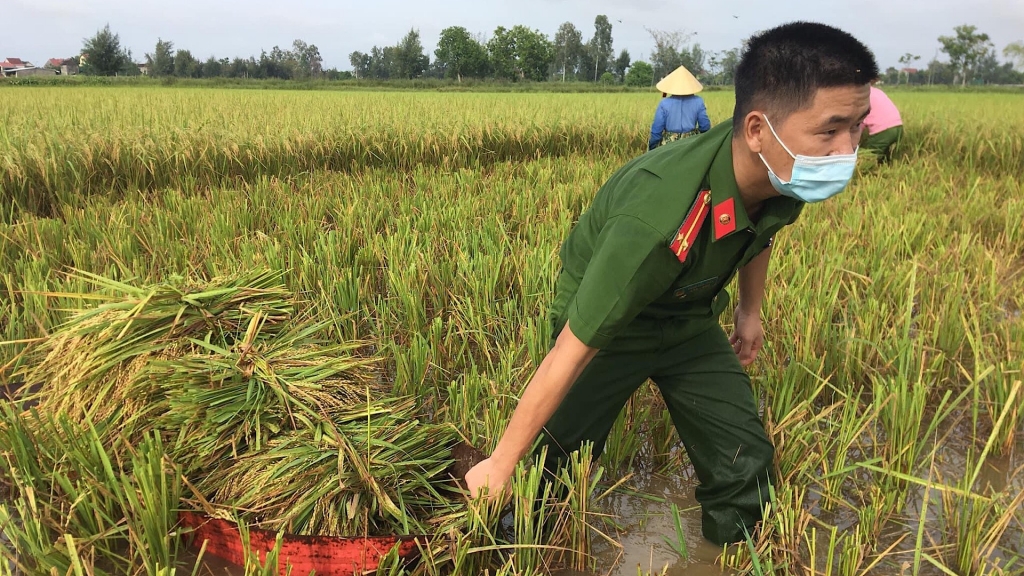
[536,320,775,545]
[862,125,903,162]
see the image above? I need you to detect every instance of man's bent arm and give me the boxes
[466,322,598,495]
[737,244,772,314]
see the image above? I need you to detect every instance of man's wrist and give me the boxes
[737,301,763,316]
[488,447,521,476]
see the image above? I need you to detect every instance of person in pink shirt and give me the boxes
[861,82,903,162]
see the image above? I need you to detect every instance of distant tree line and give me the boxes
[880,26,1023,86]
[347,17,733,87]
[143,38,348,80]
[74,25,349,80]
[73,22,1024,86]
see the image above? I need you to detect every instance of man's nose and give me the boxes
[833,133,857,155]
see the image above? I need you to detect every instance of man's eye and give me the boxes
[825,129,837,136]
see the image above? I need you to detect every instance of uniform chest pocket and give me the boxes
[673,276,719,300]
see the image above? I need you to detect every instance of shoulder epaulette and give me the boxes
[669,189,712,263]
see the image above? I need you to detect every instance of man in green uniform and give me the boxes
[466,21,879,545]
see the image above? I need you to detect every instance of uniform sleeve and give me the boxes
[648,102,667,150]
[567,215,677,348]
[787,202,804,225]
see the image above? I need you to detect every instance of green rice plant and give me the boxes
[938,387,1024,575]
[120,433,182,575]
[550,443,619,572]
[507,447,556,572]
[660,503,689,561]
[599,396,644,474]
[236,520,295,576]
[802,525,841,576]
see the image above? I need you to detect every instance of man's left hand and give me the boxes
[729,306,764,367]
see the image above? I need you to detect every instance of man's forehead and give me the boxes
[806,85,871,117]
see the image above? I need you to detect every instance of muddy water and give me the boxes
[590,473,736,576]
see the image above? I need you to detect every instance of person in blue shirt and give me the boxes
[648,65,712,150]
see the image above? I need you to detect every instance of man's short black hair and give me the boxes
[733,22,879,130]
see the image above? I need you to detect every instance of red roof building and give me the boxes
[1,57,29,69]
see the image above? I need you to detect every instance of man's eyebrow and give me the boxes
[824,108,871,125]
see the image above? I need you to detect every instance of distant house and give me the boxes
[1,57,30,73]
[46,57,80,75]
[2,67,58,78]
[6,67,58,78]
[138,62,150,76]
[900,68,919,76]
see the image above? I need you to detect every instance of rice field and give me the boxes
[1,86,1023,575]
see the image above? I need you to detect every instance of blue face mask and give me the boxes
[758,115,858,203]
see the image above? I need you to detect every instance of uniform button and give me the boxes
[719,214,731,225]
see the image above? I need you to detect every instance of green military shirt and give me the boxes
[551,122,804,349]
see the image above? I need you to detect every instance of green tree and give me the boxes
[585,15,614,81]
[924,58,954,85]
[973,49,1022,84]
[349,51,371,78]
[613,49,631,82]
[553,22,584,81]
[679,43,706,77]
[119,49,141,76]
[1004,41,1024,71]
[487,26,517,80]
[938,25,994,86]
[512,26,554,81]
[626,60,654,87]
[174,49,199,78]
[896,53,920,85]
[435,26,489,81]
[146,38,175,77]
[487,25,553,81]
[81,24,128,76]
[369,46,397,79]
[290,39,322,79]
[325,69,353,80]
[646,27,695,81]
[393,29,429,79]
[717,47,741,85]
[257,46,294,79]
[227,57,252,78]
[204,56,222,78]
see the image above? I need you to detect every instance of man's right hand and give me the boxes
[464,457,513,499]
[462,323,598,501]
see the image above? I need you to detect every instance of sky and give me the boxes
[4,0,1024,72]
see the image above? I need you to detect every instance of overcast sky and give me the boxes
[5,0,1023,72]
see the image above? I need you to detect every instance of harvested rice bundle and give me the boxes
[8,271,464,542]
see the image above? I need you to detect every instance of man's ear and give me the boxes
[744,111,766,154]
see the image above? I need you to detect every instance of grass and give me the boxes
[1,86,1022,575]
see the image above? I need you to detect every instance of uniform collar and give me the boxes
[707,133,751,241]
[706,130,802,241]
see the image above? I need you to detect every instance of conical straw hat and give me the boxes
[656,65,703,95]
